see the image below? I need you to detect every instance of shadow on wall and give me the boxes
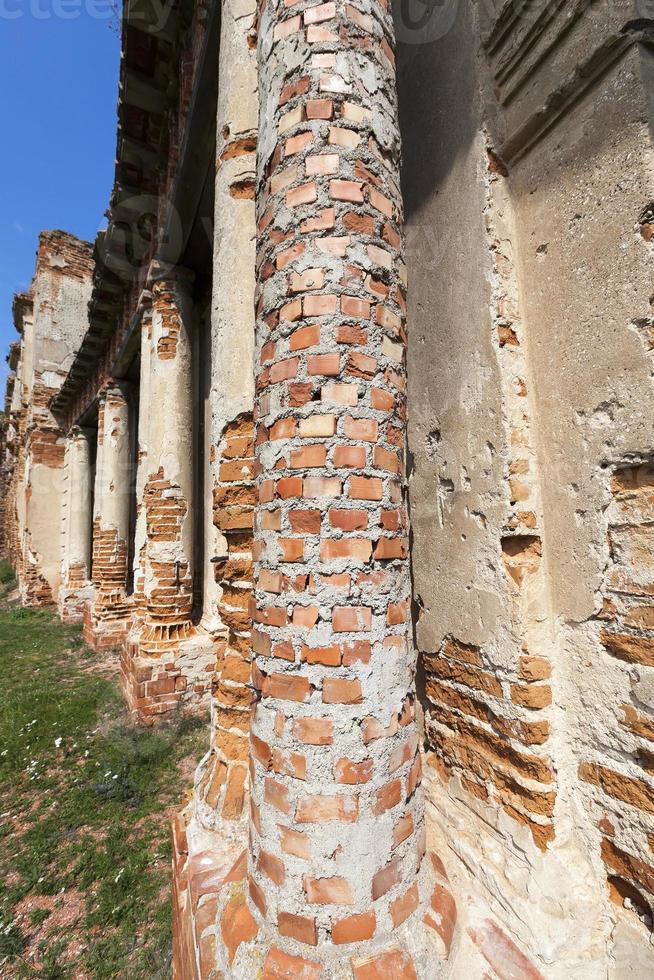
[394,0,481,223]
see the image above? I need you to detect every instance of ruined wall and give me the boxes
[507,15,654,973]
[401,1,654,975]
[8,233,93,605]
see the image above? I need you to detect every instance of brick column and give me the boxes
[240,0,432,972]
[141,271,195,642]
[130,305,152,623]
[125,268,216,719]
[59,426,94,623]
[191,0,258,836]
[85,384,132,649]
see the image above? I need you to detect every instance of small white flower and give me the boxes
[54,738,62,748]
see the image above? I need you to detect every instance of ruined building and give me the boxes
[2,0,654,976]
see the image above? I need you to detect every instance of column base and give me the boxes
[171,811,456,979]
[58,583,94,625]
[82,592,131,652]
[121,623,217,722]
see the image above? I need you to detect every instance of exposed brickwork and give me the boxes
[422,152,557,853]
[84,389,132,651]
[236,0,425,969]
[122,274,217,721]
[195,415,255,826]
[580,463,654,918]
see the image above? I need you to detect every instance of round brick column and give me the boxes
[140,269,197,653]
[130,305,152,624]
[246,0,427,969]
[59,425,94,623]
[64,426,93,584]
[87,383,132,648]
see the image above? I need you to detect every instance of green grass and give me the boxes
[0,561,205,978]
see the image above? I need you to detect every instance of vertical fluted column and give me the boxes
[140,269,196,653]
[87,383,132,647]
[246,0,425,968]
[59,426,93,622]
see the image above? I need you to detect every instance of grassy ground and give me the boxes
[0,560,206,979]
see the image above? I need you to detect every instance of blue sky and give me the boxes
[0,2,120,392]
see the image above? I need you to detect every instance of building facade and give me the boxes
[2,0,654,976]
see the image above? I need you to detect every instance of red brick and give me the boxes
[305,875,355,904]
[342,639,371,665]
[373,778,402,815]
[332,910,376,944]
[304,1,336,22]
[279,537,305,561]
[270,357,299,383]
[301,207,335,232]
[320,538,372,561]
[265,776,291,814]
[392,813,414,849]
[467,919,543,979]
[286,131,314,156]
[390,883,419,927]
[332,181,366,206]
[263,673,312,702]
[374,537,408,560]
[341,295,371,318]
[290,509,322,533]
[221,894,258,964]
[323,677,363,704]
[369,187,394,218]
[294,717,334,744]
[335,757,373,784]
[348,476,383,500]
[262,946,322,980]
[290,323,320,350]
[333,445,366,468]
[337,324,368,345]
[344,416,378,441]
[322,382,359,406]
[304,294,338,316]
[258,848,285,885]
[287,182,318,207]
[291,444,327,468]
[303,475,341,498]
[306,152,339,175]
[372,857,402,899]
[351,948,418,980]
[308,353,341,376]
[332,606,372,632]
[293,605,320,628]
[270,417,297,440]
[329,508,368,530]
[280,825,311,859]
[297,793,359,823]
[306,98,333,119]
[277,476,303,498]
[371,387,394,410]
[277,911,318,946]
[302,644,342,666]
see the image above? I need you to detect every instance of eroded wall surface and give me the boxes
[5,232,93,606]
[401,1,654,975]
